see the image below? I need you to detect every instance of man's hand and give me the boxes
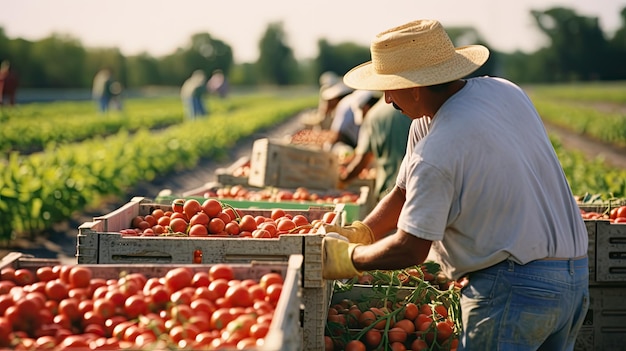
[322,221,375,244]
[322,236,362,280]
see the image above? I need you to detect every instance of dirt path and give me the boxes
[2,114,626,264]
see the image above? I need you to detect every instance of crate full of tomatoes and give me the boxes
[325,262,463,351]
[157,183,372,224]
[75,195,337,350]
[0,252,304,351]
[76,197,339,289]
[576,202,626,283]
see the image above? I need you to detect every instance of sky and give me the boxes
[1,0,624,63]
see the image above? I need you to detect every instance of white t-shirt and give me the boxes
[396,76,588,280]
[330,93,361,147]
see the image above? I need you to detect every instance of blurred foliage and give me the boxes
[0,6,625,90]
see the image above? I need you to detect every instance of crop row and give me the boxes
[551,135,626,200]
[0,96,317,241]
[531,95,626,148]
[527,82,626,104]
[0,95,281,155]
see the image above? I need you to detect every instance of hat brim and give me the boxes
[344,45,490,90]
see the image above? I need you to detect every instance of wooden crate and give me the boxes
[248,137,340,190]
[215,156,251,186]
[76,197,334,289]
[0,252,305,351]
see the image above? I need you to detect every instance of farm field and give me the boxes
[1,82,626,260]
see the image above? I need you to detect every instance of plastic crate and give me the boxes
[248,137,340,190]
[76,197,334,289]
[594,220,626,282]
[0,252,304,351]
[574,285,626,351]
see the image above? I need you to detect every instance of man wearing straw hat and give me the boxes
[322,19,589,350]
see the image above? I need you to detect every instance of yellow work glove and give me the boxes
[322,221,375,245]
[322,235,362,280]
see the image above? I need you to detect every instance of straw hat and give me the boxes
[344,19,489,90]
[320,81,354,101]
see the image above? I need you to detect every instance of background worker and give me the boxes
[340,97,428,201]
[318,79,353,130]
[181,70,207,120]
[322,19,589,351]
[0,60,19,106]
[328,89,379,150]
[92,68,113,113]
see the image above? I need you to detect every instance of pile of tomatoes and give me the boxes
[325,298,458,351]
[204,185,361,205]
[0,263,285,350]
[121,198,337,238]
[579,205,626,223]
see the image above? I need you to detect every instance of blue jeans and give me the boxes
[458,257,589,351]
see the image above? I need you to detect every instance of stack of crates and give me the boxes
[576,203,626,350]
[75,197,336,350]
[0,252,304,351]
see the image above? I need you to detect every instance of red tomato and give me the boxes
[183,199,202,217]
[208,279,230,299]
[124,295,148,319]
[13,269,35,286]
[93,298,116,319]
[34,266,57,282]
[411,338,429,351]
[291,214,309,227]
[276,218,296,233]
[169,218,188,234]
[258,222,278,237]
[403,302,419,321]
[270,209,286,221]
[202,199,223,218]
[345,340,367,351]
[222,208,238,222]
[223,221,240,235]
[249,322,270,339]
[190,212,210,227]
[265,283,282,305]
[436,320,455,342]
[190,298,216,317]
[252,229,272,238]
[188,224,209,237]
[208,218,226,234]
[364,329,382,348]
[58,298,81,321]
[210,307,236,330]
[164,267,193,293]
[238,215,257,232]
[388,327,408,344]
[67,266,92,289]
[209,264,234,281]
[224,284,252,308]
[616,206,626,219]
[259,273,283,292]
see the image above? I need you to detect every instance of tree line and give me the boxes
[1,6,625,90]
